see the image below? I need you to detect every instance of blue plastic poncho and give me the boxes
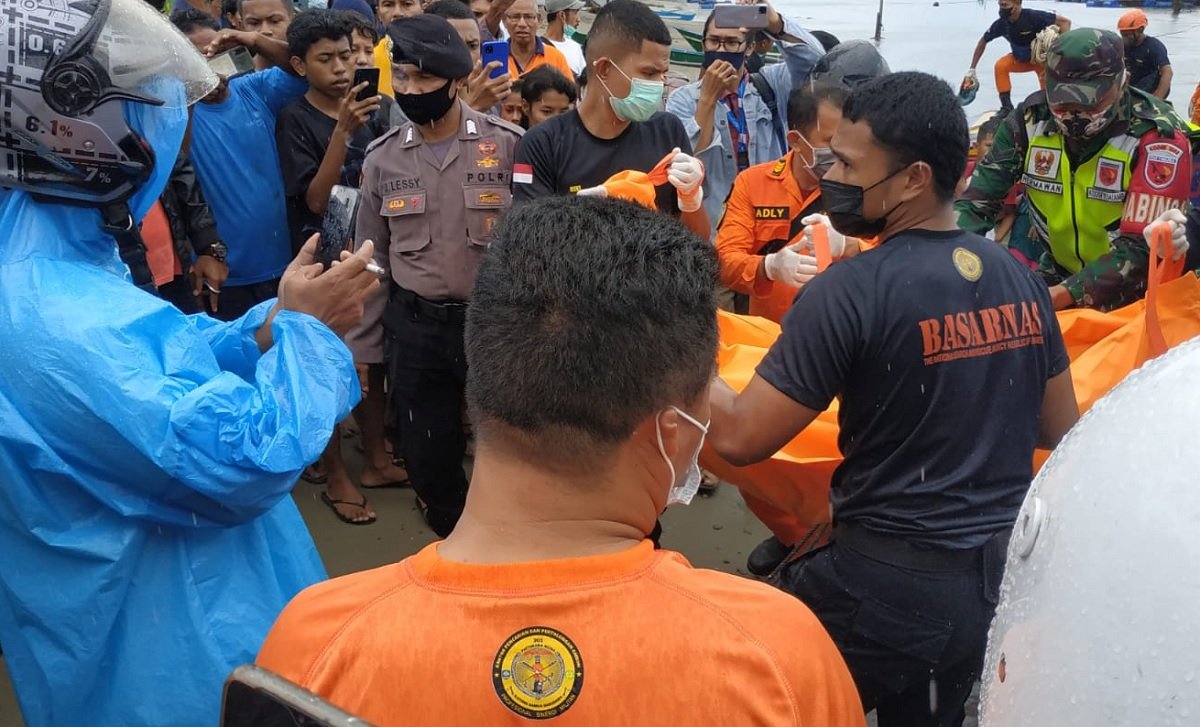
[0,167,358,725]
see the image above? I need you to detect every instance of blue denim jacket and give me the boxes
[665,16,824,240]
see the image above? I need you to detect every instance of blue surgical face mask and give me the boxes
[596,60,664,123]
[655,406,710,507]
[122,78,190,222]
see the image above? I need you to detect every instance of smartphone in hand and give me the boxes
[352,67,380,102]
[481,41,509,79]
[711,3,769,29]
[208,46,255,76]
[220,665,369,727]
[316,185,361,270]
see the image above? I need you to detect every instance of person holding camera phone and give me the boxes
[276,9,408,525]
[347,15,523,537]
[665,0,827,242]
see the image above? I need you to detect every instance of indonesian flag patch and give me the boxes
[513,163,534,185]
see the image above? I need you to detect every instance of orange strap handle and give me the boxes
[811,223,832,273]
[1144,224,1184,358]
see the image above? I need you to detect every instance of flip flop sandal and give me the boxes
[361,477,412,490]
[300,464,328,485]
[320,491,377,526]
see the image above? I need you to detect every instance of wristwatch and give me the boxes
[198,241,228,263]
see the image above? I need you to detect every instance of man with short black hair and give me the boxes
[709,71,1080,726]
[427,0,515,113]
[259,196,865,726]
[513,0,709,240]
[235,0,295,70]
[178,9,303,321]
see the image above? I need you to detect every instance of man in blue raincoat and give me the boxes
[0,1,381,725]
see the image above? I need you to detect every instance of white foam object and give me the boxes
[981,337,1200,726]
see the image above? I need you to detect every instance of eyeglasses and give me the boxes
[505,13,540,23]
[704,36,747,51]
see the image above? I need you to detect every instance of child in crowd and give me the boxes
[276,8,408,525]
[519,64,576,128]
[499,78,525,126]
[959,116,1018,243]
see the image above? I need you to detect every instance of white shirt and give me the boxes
[546,36,585,77]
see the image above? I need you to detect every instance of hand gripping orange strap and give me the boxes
[811,223,832,273]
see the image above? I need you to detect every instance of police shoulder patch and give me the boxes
[366,125,403,154]
[493,626,584,720]
[485,114,527,137]
[953,247,983,282]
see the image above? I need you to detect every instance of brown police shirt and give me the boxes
[347,101,523,363]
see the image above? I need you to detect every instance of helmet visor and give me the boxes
[90,0,218,108]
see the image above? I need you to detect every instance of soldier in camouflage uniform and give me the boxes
[957,29,1196,312]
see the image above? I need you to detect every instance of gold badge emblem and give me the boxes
[953,247,983,281]
[493,626,584,720]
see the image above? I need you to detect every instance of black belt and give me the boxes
[833,522,987,571]
[389,286,469,325]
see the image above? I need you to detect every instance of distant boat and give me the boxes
[656,9,697,20]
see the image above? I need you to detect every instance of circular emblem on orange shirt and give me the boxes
[492,626,584,720]
[953,247,983,282]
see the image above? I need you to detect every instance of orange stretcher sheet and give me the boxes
[700,270,1200,539]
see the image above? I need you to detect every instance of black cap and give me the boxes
[388,15,474,80]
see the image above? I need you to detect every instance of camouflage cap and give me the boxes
[1044,29,1125,107]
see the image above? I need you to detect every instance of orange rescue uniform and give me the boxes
[258,541,865,726]
[716,151,825,324]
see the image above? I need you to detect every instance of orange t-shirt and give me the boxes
[140,200,179,287]
[258,541,865,726]
[508,38,574,79]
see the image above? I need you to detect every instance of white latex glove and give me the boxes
[1144,208,1189,261]
[667,147,705,213]
[576,185,608,198]
[799,213,847,259]
[963,68,978,87]
[764,242,819,287]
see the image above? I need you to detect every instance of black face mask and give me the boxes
[998,7,1014,20]
[702,50,746,72]
[820,166,906,238]
[396,79,456,126]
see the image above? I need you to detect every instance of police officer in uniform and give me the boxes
[348,14,523,537]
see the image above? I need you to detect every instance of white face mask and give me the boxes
[655,406,710,507]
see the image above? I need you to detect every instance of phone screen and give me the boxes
[208,46,255,77]
[711,3,769,29]
[353,67,380,102]
[220,667,369,727]
[316,186,362,269]
[481,41,509,79]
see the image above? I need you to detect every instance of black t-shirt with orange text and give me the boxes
[757,229,1069,549]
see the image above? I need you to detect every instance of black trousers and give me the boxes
[212,278,281,322]
[384,305,468,538]
[157,276,200,315]
[774,533,1005,727]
